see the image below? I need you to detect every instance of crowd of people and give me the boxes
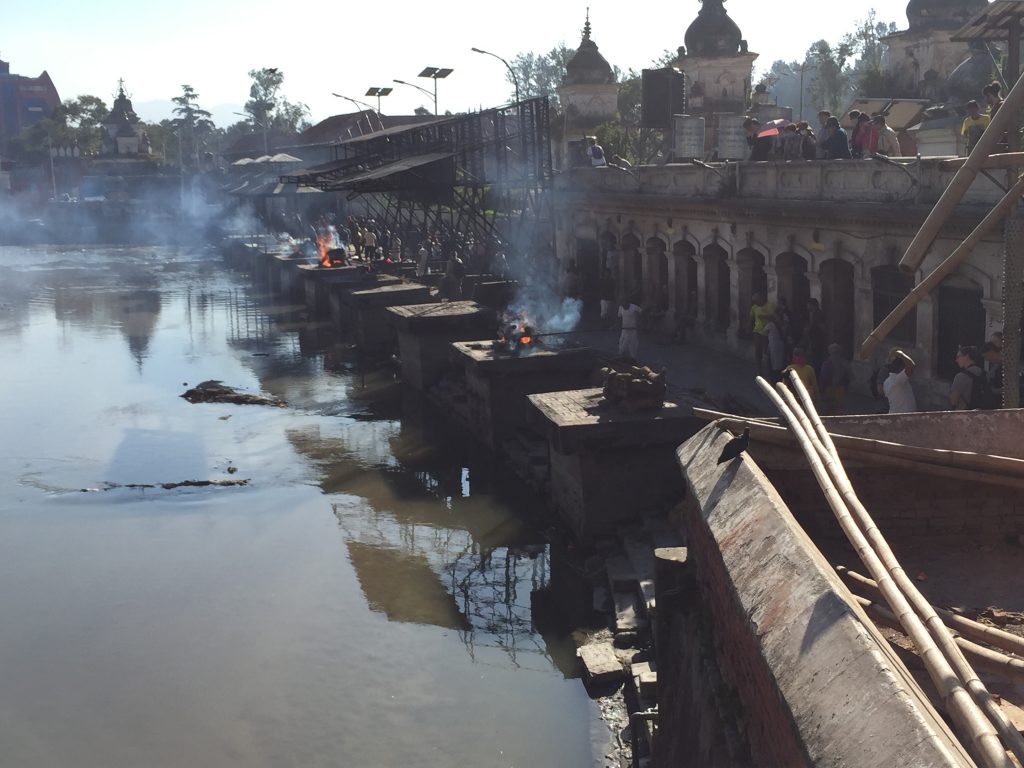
[743,80,1005,162]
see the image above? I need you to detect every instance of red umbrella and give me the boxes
[758,118,790,138]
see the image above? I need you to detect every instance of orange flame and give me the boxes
[317,233,333,268]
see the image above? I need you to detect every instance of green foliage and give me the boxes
[507,44,575,106]
[6,94,108,163]
[243,68,309,137]
[171,84,214,170]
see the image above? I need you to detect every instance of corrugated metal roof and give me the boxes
[952,0,1024,41]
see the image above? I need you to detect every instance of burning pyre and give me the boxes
[495,309,542,355]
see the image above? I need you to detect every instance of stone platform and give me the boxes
[386,301,496,390]
[527,388,698,537]
[340,282,432,351]
[271,252,312,297]
[450,340,598,450]
[297,263,388,318]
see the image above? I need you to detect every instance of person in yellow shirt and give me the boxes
[784,347,819,399]
[961,100,991,154]
[749,292,775,376]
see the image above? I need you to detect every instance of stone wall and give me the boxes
[554,160,1006,406]
[665,424,974,768]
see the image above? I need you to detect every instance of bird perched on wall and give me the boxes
[717,428,750,465]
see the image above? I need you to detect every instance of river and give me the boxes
[0,244,600,767]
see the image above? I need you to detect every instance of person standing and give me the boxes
[950,345,986,409]
[961,101,991,155]
[749,292,775,376]
[588,136,607,167]
[763,315,787,382]
[816,111,831,159]
[819,343,852,414]
[822,116,852,159]
[883,349,917,413]
[982,341,1004,404]
[800,298,828,373]
[872,114,901,156]
[618,297,641,361]
[599,269,617,324]
[784,347,819,399]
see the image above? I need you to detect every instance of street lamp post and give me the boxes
[331,94,384,132]
[233,111,268,155]
[392,79,435,113]
[417,67,453,115]
[470,48,519,105]
[44,136,57,200]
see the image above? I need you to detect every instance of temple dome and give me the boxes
[563,13,616,86]
[105,81,140,125]
[684,0,744,57]
[906,0,986,32]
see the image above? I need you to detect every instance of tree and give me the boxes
[171,84,214,171]
[243,68,309,149]
[507,44,575,107]
[806,39,857,114]
[6,95,108,163]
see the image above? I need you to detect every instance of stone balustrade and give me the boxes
[559,157,1005,207]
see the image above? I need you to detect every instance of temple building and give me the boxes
[883,0,988,102]
[555,11,618,168]
[0,57,61,155]
[100,81,151,157]
[673,0,759,156]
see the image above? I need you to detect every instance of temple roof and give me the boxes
[104,80,140,125]
[684,0,745,57]
[563,11,616,86]
[906,0,987,32]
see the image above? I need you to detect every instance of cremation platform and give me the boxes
[527,388,699,538]
[297,263,387,317]
[450,340,598,450]
[386,301,495,390]
[340,281,433,351]
[271,252,313,297]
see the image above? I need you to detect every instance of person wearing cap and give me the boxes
[872,114,901,156]
[883,349,917,413]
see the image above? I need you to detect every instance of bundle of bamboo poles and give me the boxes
[755,372,1024,768]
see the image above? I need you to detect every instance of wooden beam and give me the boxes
[938,152,1024,171]
[862,174,1024,359]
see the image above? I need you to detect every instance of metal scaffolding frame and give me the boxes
[282,98,554,256]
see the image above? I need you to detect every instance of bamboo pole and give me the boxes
[755,377,1013,768]
[856,596,1024,685]
[861,173,1024,360]
[783,371,1024,765]
[899,69,1024,274]
[837,566,1024,660]
[705,412,1024,485]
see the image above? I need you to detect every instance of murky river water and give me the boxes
[0,244,598,767]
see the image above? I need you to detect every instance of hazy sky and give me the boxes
[4,0,910,125]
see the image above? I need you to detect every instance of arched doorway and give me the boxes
[736,248,767,328]
[621,233,642,303]
[937,276,985,379]
[673,240,698,321]
[871,265,916,345]
[645,237,668,309]
[703,243,730,332]
[819,258,855,358]
[776,251,810,336]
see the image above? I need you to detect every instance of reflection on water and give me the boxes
[0,245,597,767]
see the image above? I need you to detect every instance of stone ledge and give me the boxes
[675,423,973,768]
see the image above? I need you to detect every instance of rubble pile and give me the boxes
[600,366,667,412]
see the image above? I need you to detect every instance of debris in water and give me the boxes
[81,479,250,492]
[219,415,232,421]
[226,466,238,474]
[181,380,284,407]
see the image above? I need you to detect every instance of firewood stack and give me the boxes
[600,366,667,412]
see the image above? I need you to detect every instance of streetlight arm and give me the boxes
[392,79,434,100]
[471,47,520,105]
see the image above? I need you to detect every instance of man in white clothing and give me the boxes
[618,298,641,360]
[882,349,917,413]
